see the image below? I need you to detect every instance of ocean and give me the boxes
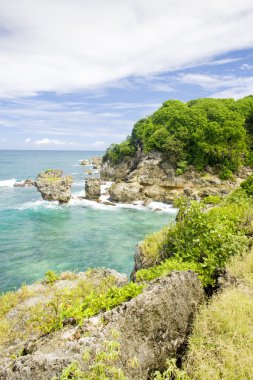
[0,150,176,293]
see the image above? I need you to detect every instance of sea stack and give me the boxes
[35,169,73,203]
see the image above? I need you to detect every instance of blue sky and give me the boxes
[0,1,253,150]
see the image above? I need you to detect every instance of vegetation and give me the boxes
[182,250,253,379]
[56,331,131,380]
[136,189,252,286]
[103,96,253,176]
[0,271,143,350]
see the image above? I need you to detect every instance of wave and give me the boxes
[17,200,59,211]
[0,179,17,187]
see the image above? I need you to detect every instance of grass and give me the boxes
[181,249,253,380]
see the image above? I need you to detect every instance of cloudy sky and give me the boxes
[0,0,253,150]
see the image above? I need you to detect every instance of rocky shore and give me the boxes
[101,151,253,204]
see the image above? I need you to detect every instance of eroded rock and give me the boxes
[0,271,204,380]
[85,178,101,200]
[34,170,73,203]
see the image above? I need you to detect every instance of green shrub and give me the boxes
[240,173,253,196]
[219,167,234,180]
[136,258,205,285]
[201,195,222,205]
[139,192,252,286]
[44,270,59,284]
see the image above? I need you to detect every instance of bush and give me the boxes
[138,192,252,286]
[240,173,253,196]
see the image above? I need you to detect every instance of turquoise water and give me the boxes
[0,150,176,293]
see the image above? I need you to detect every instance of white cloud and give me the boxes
[0,138,7,143]
[241,63,253,70]
[24,137,31,143]
[0,0,253,97]
[34,138,75,146]
[179,73,253,98]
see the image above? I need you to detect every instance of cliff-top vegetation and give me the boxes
[104,96,253,178]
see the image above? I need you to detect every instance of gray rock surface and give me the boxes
[34,170,73,203]
[85,178,101,200]
[0,271,204,380]
[102,151,248,203]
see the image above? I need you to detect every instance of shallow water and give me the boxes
[0,150,176,293]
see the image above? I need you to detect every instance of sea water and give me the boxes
[0,150,177,293]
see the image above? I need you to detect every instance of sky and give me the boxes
[0,1,253,150]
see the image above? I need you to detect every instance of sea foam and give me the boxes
[0,179,17,187]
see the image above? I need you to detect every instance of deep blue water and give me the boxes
[0,150,176,293]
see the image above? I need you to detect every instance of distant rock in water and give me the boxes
[35,169,73,203]
[80,159,90,166]
[85,178,101,200]
[14,179,34,188]
[91,156,102,166]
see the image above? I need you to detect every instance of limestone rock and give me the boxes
[34,170,73,203]
[109,181,144,202]
[91,156,102,166]
[0,271,204,380]
[85,178,101,200]
[80,159,90,166]
[14,179,34,187]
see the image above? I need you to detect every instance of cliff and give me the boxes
[101,96,253,204]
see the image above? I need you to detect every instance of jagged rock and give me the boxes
[91,156,102,166]
[14,179,34,187]
[109,182,144,202]
[101,150,248,203]
[34,170,73,204]
[80,159,90,166]
[0,271,204,380]
[85,178,101,200]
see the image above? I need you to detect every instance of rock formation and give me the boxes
[101,151,248,204]
[80,159,90,166]
[35,169,73,204]
[91,156,102,166]
[85,178,101,200]
[14,179,34,187]
[0,271,204,380]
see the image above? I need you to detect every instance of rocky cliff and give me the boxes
[101,151,248,204]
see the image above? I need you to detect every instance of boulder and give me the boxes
[91,156,102,166]
[109,181,144,202]
[0,271,204,380]
[34,170,73,203]
[85,178,101,200]
[80,159,90,166]
[14,179,34,188]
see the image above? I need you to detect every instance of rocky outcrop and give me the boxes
[14,179,34,187]
[80,159,90,166]
[91,156,102,166]
[85,178,101,200]
[0,271,204,380]
[102,151,250,204]
[35,170,73,204]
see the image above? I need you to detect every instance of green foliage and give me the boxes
[136,258,204,284]
[219,167,234,180]
[240,173,253,196]
[201,195,222,205]
[30,281,144,334]
[153,358,189,380]
[44,270,59,284]
[138,192,252,286]
[103,96,253,175]
[103,138,136,163]
[176,160,188,175]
